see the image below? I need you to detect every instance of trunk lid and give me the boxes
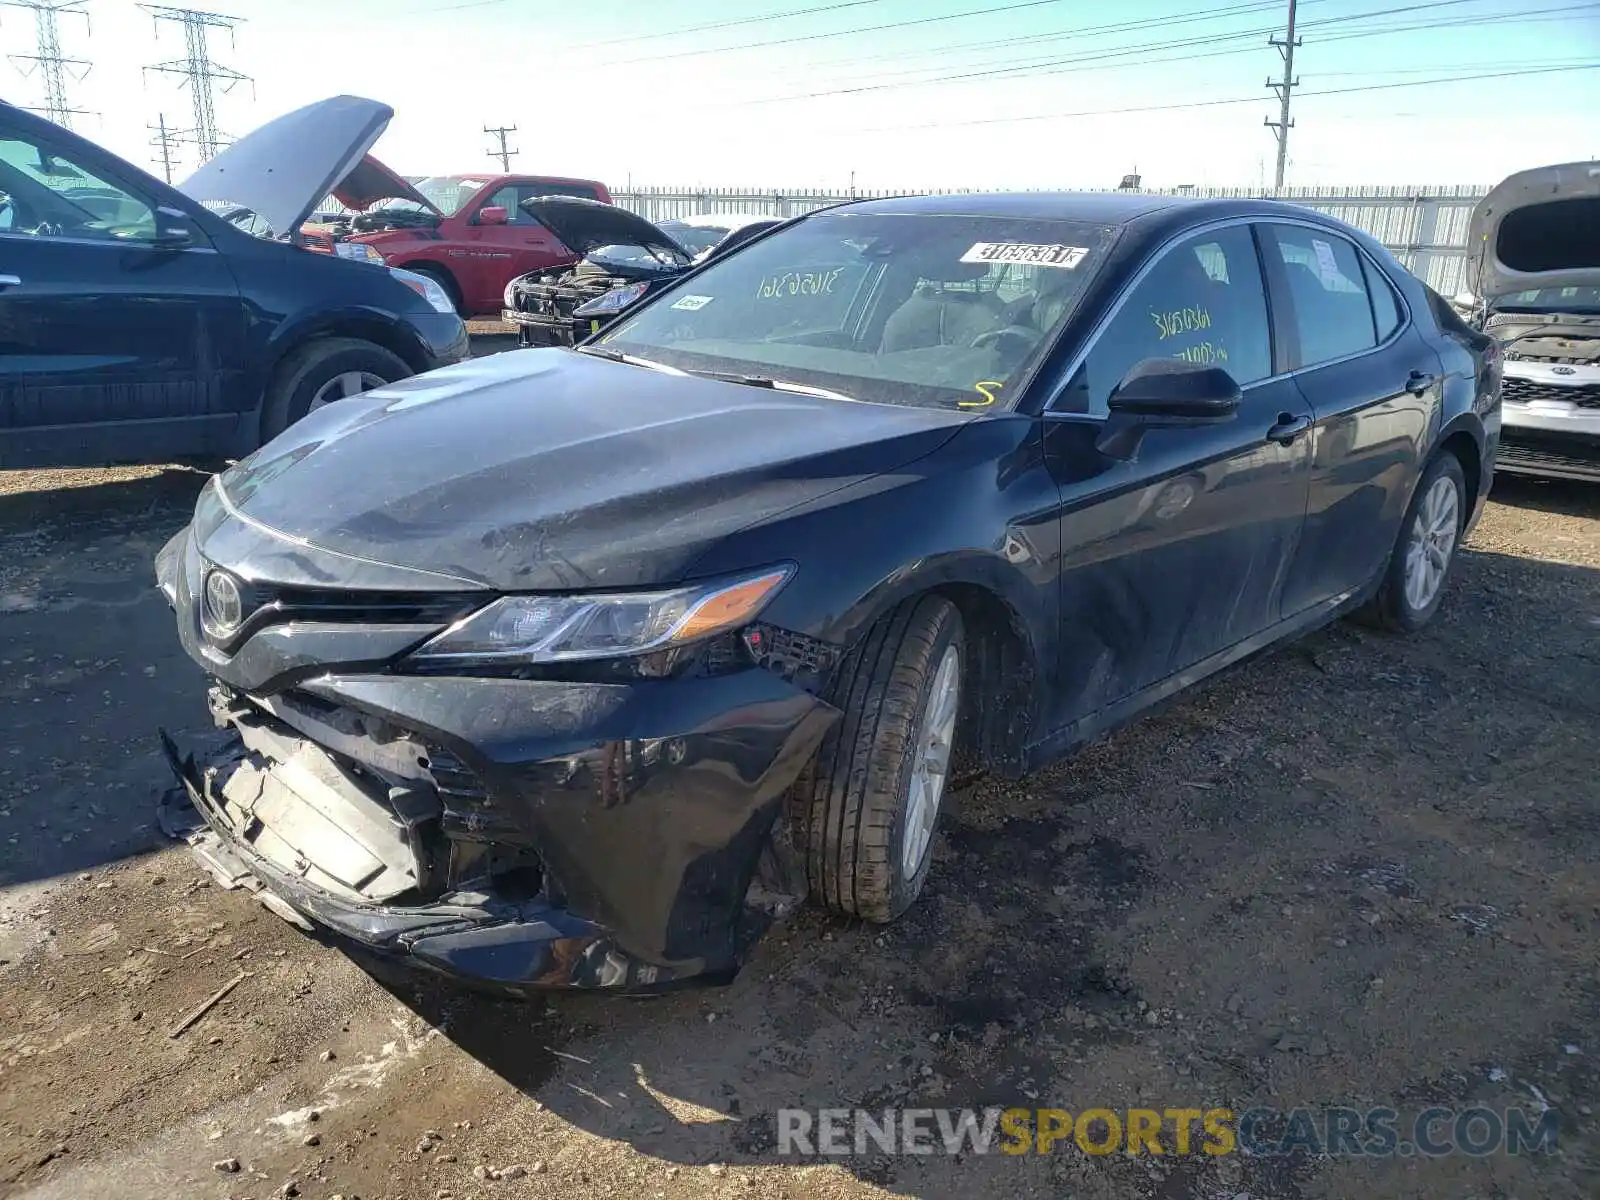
[212,350,969,592]
[1469,161,1600,301]
[179,95,398,238]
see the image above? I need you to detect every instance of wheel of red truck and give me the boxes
[259,338,410,443]
[1358,451,1467,633]
[408,264,463,315]
[789,596,965,924]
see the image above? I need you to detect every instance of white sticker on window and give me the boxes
[671,294,713,310]
[960,242,1089,269]
[1311,238,1342,284]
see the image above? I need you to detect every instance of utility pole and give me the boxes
[143,5,249,163]
[1,0,91,129]
[483,123,518,172]
[148,112,183,182]
[1263,0,1300,190]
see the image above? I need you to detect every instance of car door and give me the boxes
[456,183,572,311]
[0,120,245,468]
[1039,222,1314,730]
[1258,222,1443,616]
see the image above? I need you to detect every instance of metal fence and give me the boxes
[613,183,1490,296]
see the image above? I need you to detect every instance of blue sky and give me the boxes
[4,0,1597,190]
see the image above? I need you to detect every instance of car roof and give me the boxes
[825,190,1313,228]
[665,212,779,230]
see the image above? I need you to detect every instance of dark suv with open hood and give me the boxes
[1466,161,1600,481]
[0,94,468,469]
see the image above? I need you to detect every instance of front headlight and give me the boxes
[572,281,650,319]
[408,566,792,665]
[503,277,523,308]
[390,267,456,314]
[335,242,386,265]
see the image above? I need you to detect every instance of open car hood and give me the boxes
[179,95,398,236]
[1469,161,1600,300]
[520,196,681,257]
[330,154,437,215]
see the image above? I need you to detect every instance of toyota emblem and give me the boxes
[1551,365,1576,376]
[203,569,245,636]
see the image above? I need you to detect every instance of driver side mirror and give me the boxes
[1096,357,1241,461]
[477,205,509,226]
[150,207,196,249]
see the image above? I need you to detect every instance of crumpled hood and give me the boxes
[1469,160,1600,300]
[211,350,971,592]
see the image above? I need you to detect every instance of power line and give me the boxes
[728,0,1588,106]
[1,0,90,129]
[605,0,1087,65]
[483,123,518,172]
[1265,0,1301,188]
[768,0,1310,78]
[572,0,890,49]
[851,61,1600,134]
[143,5,250,163]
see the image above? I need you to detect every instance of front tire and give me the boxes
[259,338,410,444]
[790,597,964,923]
[408,263,463,315]
[1360,451,1467,632]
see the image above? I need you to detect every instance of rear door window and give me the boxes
[1362,255,1404,341]
[1061,224,1272,414]
[1265,225,1379,366]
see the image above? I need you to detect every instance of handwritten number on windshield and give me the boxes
[961,381,1003,409]
[758,267,844,299]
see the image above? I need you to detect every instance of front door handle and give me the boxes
[0,274,20,288]
[1266,413,1313,445]
[1405,370,1436,396]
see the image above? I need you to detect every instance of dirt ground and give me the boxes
[0,450,1596,1200]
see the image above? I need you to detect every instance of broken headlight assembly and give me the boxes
[406,566,793,668]
[572,281,650,319]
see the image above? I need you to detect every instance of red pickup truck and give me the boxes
[306,162,613,316]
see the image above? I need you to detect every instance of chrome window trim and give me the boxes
[0,230,218,253]
[1044,213,1415,418]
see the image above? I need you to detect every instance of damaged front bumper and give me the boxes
[154,515,839,993]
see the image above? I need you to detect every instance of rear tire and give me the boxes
[259,338,410,444]
[1358,451,1467,633]
[789,596,965,924]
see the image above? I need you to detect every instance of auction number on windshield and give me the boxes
[758,267,845,299]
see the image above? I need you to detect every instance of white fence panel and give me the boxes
[614,183,1491,295]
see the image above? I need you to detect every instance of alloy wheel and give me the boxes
[308,371,388,413]
[902,644,961,879]
[1402,474,1460,613]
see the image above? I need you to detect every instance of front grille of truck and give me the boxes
[1501,377,1600,409]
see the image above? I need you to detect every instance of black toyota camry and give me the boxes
[156,192,1500,992]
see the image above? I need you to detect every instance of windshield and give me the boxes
[376,176,488,217]
[594,211,1114,411]
[1492,286,1600,313]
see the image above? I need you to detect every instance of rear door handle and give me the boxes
[1405,370,1436,396]
[0,274,20,288]
[1266,413,1313,445]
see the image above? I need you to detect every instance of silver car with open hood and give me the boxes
[1468,160,1600,481]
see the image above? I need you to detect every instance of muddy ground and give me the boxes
[0,450,1596,1200]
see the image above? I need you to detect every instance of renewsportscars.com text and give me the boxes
[776,1106,1559,1158]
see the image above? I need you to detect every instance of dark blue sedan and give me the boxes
[157,191,1501,992]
